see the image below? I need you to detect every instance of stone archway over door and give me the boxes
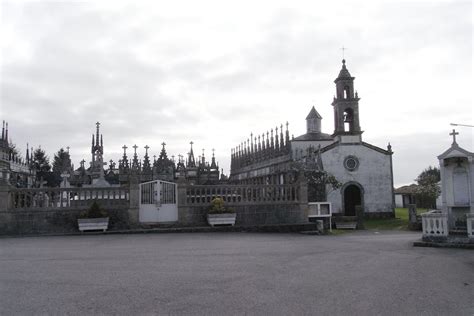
[344,185,362,216]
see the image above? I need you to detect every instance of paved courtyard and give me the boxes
[0,231,472,315]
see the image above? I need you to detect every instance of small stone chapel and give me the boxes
[437,129,474,230]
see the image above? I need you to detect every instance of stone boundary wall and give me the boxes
[177,181,309,226]
[0,208,130,236]
[178,203,306,226]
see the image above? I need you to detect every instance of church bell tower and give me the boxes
[332,59,362,142]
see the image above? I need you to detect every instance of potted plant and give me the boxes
[77,200,109,232]
[207,197,236,227]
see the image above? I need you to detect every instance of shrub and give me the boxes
[79,200,108,219]
[207,197,234,214]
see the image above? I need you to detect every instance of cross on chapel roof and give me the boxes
[450,129,459,145]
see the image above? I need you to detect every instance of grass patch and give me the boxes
[326,208,429,234]
[364,207,427,231]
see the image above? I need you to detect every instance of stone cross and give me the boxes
[450,129,459,144]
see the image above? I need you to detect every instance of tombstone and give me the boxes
[407,204,421,230]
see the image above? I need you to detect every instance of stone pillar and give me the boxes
[128,176,140,228]
[407,204,420,230]
[298,175,308,222]
[355,205,365,229]
[177,178,188,224]
[0,183,11,212]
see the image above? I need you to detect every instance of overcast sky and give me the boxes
[1,0,472,186]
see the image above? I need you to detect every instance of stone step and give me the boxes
[335,222,357,230]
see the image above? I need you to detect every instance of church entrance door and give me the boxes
[344,184,362,216]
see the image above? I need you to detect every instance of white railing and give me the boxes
[10,186,129,210]
[184,184,300,206]
[421,210,448,237]
[467,213,474,239]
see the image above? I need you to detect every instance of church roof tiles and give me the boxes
[306,106,322,120]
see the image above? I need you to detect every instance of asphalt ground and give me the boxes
[0,231,472,315]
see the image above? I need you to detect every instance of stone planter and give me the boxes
[78,217,109,232]
[207,213,236,227]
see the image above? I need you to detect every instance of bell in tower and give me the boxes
[332,59,363,142]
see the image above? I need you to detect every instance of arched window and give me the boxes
[344,86,350,99]
[343,108,354,132]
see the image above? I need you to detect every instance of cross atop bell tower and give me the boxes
[332,59,362,141]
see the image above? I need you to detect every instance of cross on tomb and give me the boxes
[450,129,459,144]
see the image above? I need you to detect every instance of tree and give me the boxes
[32,148,53,187]
[416,166,440,186]
[51,148,72,186]
[414,166,441,208]
[8,143,22,160]
[291,160,341,202]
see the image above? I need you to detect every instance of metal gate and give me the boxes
[139,180,178,223]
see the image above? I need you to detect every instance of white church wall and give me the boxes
[395,194,403,208]
[323,144,393,214]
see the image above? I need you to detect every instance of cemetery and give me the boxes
[0,61,472,248]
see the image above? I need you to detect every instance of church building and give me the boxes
[230,60,395,218]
